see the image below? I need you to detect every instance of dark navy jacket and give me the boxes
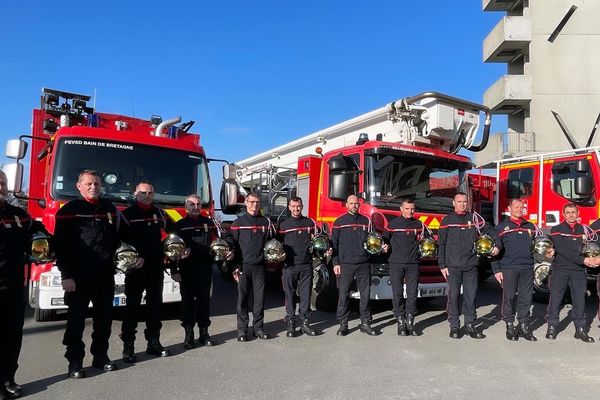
[331,212,371,265]
[550,221,586,271]
[230,212,272,267]
[383,215,424,265]
[170,215,217,272]
[438,211,500,269]
[278,215,316,267]
[491,217,535,273]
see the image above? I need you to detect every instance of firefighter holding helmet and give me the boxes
[545,203,600,342]
[331,195,378,337]
[120,181,175,362]
[0,170,50,398]
[278,197,320,338]
[438,192,500,340]
[229,192,273,342]
[492,198,545,342]
[54,170,124,379]
[168,194,218,349]
[382,198,430,337]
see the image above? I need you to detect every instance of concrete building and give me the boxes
[476,0,600,164]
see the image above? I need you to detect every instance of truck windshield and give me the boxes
[365,153,468,212]
[52,138,210,206]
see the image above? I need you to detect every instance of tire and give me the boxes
[310,263,338,312]
[34,308,56,322]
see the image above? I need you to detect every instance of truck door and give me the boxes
[544,156,596,226]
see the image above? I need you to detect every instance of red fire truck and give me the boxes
[220,92,494,311]
[3,88,214,321]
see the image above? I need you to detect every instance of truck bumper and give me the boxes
[32,269,181,311]
[349,276,448,300]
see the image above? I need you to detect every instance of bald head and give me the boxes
[346,195,360,215]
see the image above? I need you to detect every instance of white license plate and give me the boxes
[113,296,126,306]
[419,287,447,297]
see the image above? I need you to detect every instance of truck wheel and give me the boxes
[310,263,338,312]
[34,308,56,322]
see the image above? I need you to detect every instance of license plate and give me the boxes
[113,296,126,306]
[419,287,447,297]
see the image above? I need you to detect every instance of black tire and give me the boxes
[310,263,338,312]
[34,308,56,322]
[532,288,550,304]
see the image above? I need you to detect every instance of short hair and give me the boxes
[78,169,100,182]
[508,198,524,207]
[454,192,468,200]
[135,180,154,191]
[401,198,415,205]
[563,202,578,213]
[246,192,260,201]
[289,196,303,205]
[185,194,201,203]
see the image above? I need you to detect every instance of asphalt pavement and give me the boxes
[15,273,600,400]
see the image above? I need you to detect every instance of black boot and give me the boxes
[546,325,557,340]
[505,322,518,341]
[517,323,537,341]
[92,354,118,371]
[4,380,23,398]
[286,319,296,338]
[406,314,419,336]
[198,327,214,346]
[0,387,11,400]
[336,322,349,336]
[183,326,195,349]
[300,320,317,336]
[122,341,137,363]
[67,361,85,379]
[397,317,408,337]
[465,323,485,339]
[359,322,378,336]
[146,338,171,357]
[449,327,461,339]
[574,326,595,343]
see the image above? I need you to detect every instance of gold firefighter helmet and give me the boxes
[474,234,495,257]
[210,238,230,262]
[532,234,553,263]
[264,238,286,263]
[364,231,384,255]
[581,241,600,258]
[418,237,438,259]
[533,263,551,291]
[29,232,55,263]
[163,233,187,262]
[309,234,330,259]
[114,243,139,273]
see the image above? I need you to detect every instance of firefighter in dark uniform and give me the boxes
[492,198,539,341]
[545,203,599,342]
[590,217,600,324]
[120,181,174,362]
[0,170,48,398]
[438,192,500,339]
[382,198,424,337]
[230,192,272,342]
[55,170,122,379]
[278,197,318,338]
[332,195,377,336]
[169,194,216,349]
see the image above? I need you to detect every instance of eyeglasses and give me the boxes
[137,191,154,195]
[187,202,201,207]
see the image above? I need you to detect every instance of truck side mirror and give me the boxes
[2,163,24,192]
[576,159,590,173]
[329,171,352,201]
[6,139,28,160]
[575,176,593,197]
[220,164,241,214]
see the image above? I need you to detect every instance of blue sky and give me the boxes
[1,1,506,172]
